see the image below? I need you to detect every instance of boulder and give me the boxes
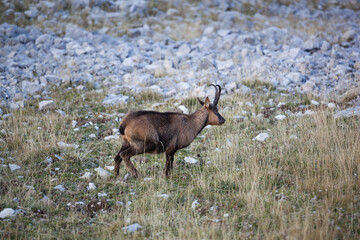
[39,100,55,110]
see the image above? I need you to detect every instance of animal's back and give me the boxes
[119,110,188,146]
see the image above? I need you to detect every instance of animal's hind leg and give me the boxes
[114,143,130,177]
[120,146,139,178]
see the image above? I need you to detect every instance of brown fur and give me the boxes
[114,86,225,178]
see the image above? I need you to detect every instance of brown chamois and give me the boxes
[114,84,225,178]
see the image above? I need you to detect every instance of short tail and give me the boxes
[119,123,126,135]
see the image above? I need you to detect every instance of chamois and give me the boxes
[114,84,225,178]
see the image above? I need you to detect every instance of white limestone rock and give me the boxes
[252,133,270,142]
[0,208,15,218]
[94,167,112,179]
[275,115,286,120]
[122,223,143,233]
[102,94,129,106]
[39,100,55,111]
[88,182,96,190]
[334,106,360,118]
[9,164,21,171]
[184,156,199,164]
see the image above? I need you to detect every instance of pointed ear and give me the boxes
[197,97,204,106]
[204,97,210,108]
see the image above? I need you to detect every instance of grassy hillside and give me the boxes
[0,84,359,239]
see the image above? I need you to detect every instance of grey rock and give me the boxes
[39,100,55,110]
[24,8,39,18]
[341,29,356,42]
[50,48,65,59]
[166,8,179,16]
[320,40,331,51]
[198,58,215,70]
[217,29,231,37]
[279,77,291,86]
[176,44,191,57]
[224,82,237,93]
[216,59,234,70]
[334,106,360,118]
[22,80,41,95]
[102,94,129,105]
[70,0,90,9]
[45,75,62,85]
[354,61,360,70]
[301,81,315,93]
[303,37,322,50]
[35,34,52,46]
[239,85,251,95]
[203,26,214,35]
[286,72,307,83]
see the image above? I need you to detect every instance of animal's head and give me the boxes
[197,84,226,126]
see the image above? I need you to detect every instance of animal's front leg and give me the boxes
[163,151,175,176]
[114,152,122,177]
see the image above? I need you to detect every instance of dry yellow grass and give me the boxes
[0,87,359,239]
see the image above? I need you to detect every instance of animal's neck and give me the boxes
[189,108,209,136]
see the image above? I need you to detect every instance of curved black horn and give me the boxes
[215,84,221,105]
[210,84,219,105]
[210,84,221,106]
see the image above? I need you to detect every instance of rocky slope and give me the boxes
[0,0,359,109]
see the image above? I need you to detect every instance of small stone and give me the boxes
[94,167,112,179]
[157,193,169,199]
[239,85,251,95]
[304,110,315,115]
[334,106,360,118]
[178,105,189,114]
[102,94,129,106]
[80,172,92,179]
[301,81,315,92]
[277,102,286,108]
[184,157,199,164]
[203,26,214,35]
[105,166,114,171]
[275,115,286,120]
[9,164,21,171]
[216,59,234,70]
[98,192,107,197]
[217,29,231,37]
[57,141,79,149]
[122,223,143,233]
[54,185,66,192]
[144,177,152,181]
[341,29,356,42]
[327,103,336,109]
[311,100,320,105]
[39,100,55,110]
[225,82,237,93]
[289,135,298,140]
[176,44,191,57]
[0,208,15,218]
[22,80,41,95]
[55,109,66,115]
[252,133,270,142]
[191,200,200,210]
[286,72,307,83]
[104,135,120,141]
[166,8,179,16]
[89,134,96,138]
[88,182,96,190]
[41,195,55,206]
